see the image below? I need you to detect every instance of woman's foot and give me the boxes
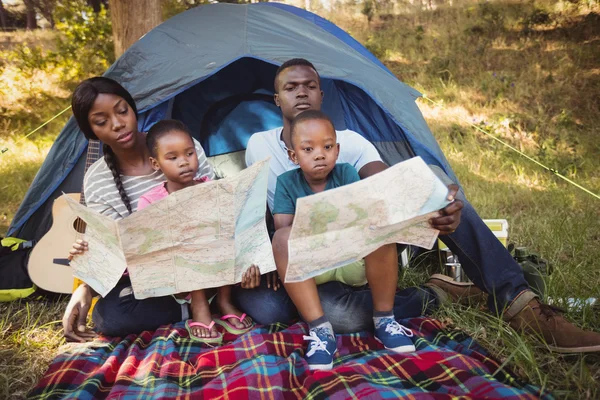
[190,301,219,339]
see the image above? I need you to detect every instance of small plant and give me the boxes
[364,35,386,59]
[521,8,553,34]
[362,0,375,24]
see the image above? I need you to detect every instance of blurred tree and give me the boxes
[33,0,55,27]
[23,0,37,30]
[108,0,161,57]
[0,0,7,30]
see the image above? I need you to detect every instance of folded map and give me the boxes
[285,157,451,283]
[66,159,275,299]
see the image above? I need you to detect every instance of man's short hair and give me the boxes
[274,58,321,92]
[290,110,335,148]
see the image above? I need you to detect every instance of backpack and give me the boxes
[0,237,36,301]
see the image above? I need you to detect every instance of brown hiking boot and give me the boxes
[506,298,600,353]
[424,274,487,305]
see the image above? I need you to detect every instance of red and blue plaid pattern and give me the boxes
[29,317,552,399]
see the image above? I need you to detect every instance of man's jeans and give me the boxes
[233,280,438,334]
[234,191,531,332]
[443,190,530,314]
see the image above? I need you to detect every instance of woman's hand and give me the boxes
[241,265,261,289]
[67,239,88,261]
[62,283,97,342]
[266,271,280,291]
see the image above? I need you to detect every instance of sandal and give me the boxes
[185,319,223,344]
[173,293,192,305]
[213,313,255,335]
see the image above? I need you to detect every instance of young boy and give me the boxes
[272,110,415,371]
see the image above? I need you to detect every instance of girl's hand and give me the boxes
[241,264,261,289]
[68,239,89,261]
[266,271,280,291]
[62,284,97,342]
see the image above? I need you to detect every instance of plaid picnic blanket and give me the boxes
[29,317,552,399]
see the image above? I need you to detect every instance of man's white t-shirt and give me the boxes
[245,127,383,212]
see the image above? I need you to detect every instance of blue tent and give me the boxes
[9,2,457,242]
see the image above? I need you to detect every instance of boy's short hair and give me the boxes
[274,58,321,92]
[146,119,193,158]
[290,110,335,147]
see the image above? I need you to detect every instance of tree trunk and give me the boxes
[24,0,38,30]
[109,0,162,58]
[0,0,8,31]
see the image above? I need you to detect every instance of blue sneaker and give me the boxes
[303,327,337,371]
[374,318,416,353]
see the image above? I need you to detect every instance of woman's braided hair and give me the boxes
[72,77,138,215]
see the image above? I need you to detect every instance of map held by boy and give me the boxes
[285,157,451,283]
[66,159,275,299]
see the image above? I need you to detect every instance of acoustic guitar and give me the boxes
[28,140,101,294]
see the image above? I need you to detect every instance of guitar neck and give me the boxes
[80,139,101,206]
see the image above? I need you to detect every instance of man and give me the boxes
[237,58,600,354]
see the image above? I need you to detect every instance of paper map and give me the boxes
[66,159,275,299]
[285,157,451,283]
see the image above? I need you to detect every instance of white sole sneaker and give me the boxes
[308,361,334,371]
[375,337,416,353]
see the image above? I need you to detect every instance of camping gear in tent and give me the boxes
[7,2,458,293]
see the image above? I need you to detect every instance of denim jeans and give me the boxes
[92,277,185,337]
[440,190,530,313]
[233,279,437,334]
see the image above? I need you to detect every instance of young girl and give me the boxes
[64,77,260,341]
[139,119,254,342]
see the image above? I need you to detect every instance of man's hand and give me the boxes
[62,284,97,342]
[240,265,261,289]
[430,184,463,235]
[266,271,280,291]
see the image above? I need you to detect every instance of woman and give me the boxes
[63,77,255,340]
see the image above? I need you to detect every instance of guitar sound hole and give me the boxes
[73,218,87,234]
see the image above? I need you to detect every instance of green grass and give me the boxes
[326,1,600,397]
[1,0,599,398]
[0,300,66,399]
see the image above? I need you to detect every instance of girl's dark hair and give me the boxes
[146,119,193,158]
[72,77,138,214]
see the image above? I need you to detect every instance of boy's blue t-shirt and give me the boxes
[273,163,360,215]
[273,162,366,287]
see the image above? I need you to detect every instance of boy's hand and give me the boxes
[266,271,280,291]
[241,264,261,289]
[430,184,463,235]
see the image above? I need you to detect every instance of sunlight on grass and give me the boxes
[0,67,69,114]
[0,300,66,398]
[0,139,53,235]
